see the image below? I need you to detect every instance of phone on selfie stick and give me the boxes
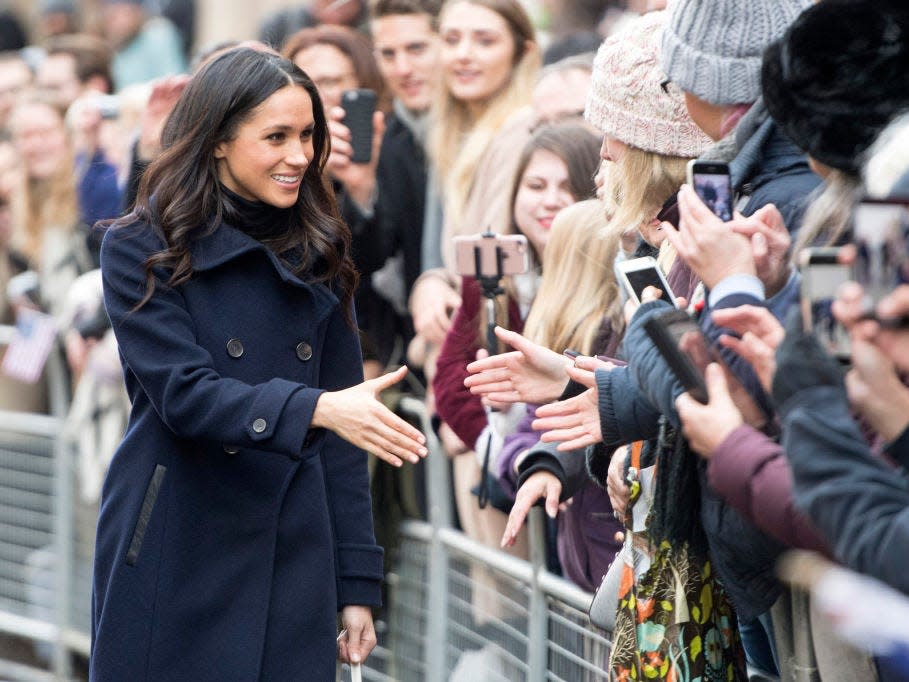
[340,89,377,163]
[453,231,529,509]
[687,159,733,221]
[453,232,530,352]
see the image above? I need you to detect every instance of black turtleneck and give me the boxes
[219,185,294,242]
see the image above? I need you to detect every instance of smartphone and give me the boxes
[687,159,733,221]
[851,199,909,310]
[799,247,853,362]
[340,89,376,164]
[453,232,530,279]
[615,256,677,307]
[642,309,710,403]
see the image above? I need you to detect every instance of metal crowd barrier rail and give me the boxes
[373,397,612,681]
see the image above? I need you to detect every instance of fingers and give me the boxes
[877,284,909,320]
[639,286,663,304]
[475,348,489,362]
[574,356,613,372]
[502,493,532,547]
[704,362,730,402]
[565,364,597,389]
[544,482,560,519]
[369,365,409,393]
[494,326,534,353]
[346,623,362,664]
[534,396,582,419]
[466,351,514,375]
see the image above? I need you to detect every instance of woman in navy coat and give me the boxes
[91,48,427,681]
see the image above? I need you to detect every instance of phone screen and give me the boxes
[799,250,852,361]
[693,171,733,221]
[625,266,673,304]
[851,200,909,305]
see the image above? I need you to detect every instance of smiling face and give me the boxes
[10,101,69,181]
[513,148,575,256]
[372,13,439,113]
[440,1,517,108]
[214,84,315,209]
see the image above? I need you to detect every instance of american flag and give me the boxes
[2,308,57,384]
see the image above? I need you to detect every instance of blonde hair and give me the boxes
[8,93,78,264]
[604,145,689,238]
[523,199,624,354]
[429,0,540,230]
[793,169,863,255]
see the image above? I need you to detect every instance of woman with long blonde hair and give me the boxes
[408,0,540,354]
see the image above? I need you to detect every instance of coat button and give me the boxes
[252,418,267,433]
[223,444,239,454]
[226,338,244,358]
[295,341,313,362]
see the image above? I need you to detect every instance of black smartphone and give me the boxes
[798,247,853,362]
[615,256,677,306]
[687,159,733,221]
[642,309,710,403]
[340,89,377,164]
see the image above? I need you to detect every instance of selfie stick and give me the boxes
[473,232,505,355]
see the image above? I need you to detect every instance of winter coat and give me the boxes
[780,384,909,594]
[91,217,383,681]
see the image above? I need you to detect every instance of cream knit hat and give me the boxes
[584,10,711,158]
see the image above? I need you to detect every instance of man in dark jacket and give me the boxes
[330,0,440,372]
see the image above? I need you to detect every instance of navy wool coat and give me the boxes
[91,217,383,681]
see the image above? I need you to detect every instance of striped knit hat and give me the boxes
[584,10,711,158]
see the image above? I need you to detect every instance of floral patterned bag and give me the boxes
[608,444,748,682]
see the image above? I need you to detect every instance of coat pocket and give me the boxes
[126,464,167,566]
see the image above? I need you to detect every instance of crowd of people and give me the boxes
[1,0,909,679]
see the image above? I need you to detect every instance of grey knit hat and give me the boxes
[661,0,811,106]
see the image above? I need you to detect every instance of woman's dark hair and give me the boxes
[125,47,358,322]
[507,120,601,245]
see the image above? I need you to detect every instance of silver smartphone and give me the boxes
[615,256,677,306]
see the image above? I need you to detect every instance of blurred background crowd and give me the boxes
[1,0,909,679]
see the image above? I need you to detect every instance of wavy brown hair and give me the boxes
[120,47,358,323]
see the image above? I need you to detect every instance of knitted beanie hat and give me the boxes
[584,10,711,158]
[762,0,909,175]
[662,0,811,106]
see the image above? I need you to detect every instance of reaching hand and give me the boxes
[728,204,792,296]
[464,326,571,404]
[664,185,756,289]
[676,363,744,458]
[338,605,377,664]
[532,365,603,451]
[712,305,784,393]
[846,336,909,442]
[606,446,630,520]
[138,74,191,161]
[312,366,427,467]
[501,470,562,548]
[410,275,461,346]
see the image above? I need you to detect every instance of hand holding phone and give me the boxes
[799,247,853,362]
[687,160,733,221]
[340,89,377,164]
[615,256,677,307]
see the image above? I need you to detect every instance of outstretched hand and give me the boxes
[464,326,571,404]
[712,305,784,393]
[501,470,562,548]
[532,364,609,451]
[312,366,427,467]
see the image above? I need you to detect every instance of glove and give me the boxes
[772,307,845,408]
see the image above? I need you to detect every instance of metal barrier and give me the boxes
[380,397,613,682]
